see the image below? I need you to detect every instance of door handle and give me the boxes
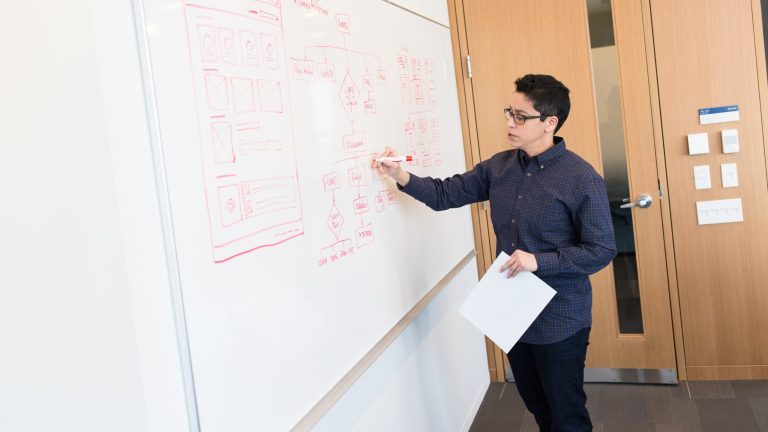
[620,193,653,209]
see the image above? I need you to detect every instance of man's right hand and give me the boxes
[372,146,411,186]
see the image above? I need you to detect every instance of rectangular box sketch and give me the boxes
[210,121,235,164]
[197,24,218,62]
[204,74,229,111]
[217,183,243,227]
[240,30,260,66]
[231,77,256,113]
[218,27,237,65]
[257,79,284,112]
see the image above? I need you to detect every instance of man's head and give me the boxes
[505,74,570,156]
[513,74,570,134]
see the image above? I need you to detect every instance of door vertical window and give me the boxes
[587,0,644,334]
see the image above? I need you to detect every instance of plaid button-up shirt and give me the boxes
[400,137,617,344]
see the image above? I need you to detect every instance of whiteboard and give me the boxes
[384,0,450,27]
[136,0,473,429]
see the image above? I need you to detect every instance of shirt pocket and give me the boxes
[524,188,574,247]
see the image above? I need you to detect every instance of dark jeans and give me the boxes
[507,327,591,432]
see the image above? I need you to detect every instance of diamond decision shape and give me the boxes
[327,201,344,239]
[338,72,360,118]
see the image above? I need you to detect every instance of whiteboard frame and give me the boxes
[130,0,201,430]
[128,0,472,430]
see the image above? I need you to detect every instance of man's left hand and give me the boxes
[499,250,538,278]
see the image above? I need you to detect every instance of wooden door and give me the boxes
[650,0,768,380]
[448,0,678,380]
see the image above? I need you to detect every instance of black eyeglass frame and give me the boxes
[503,107,555,125]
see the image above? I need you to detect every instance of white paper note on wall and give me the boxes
[699,105,739,124]
[693,165,712,189]
[696,198,744,225]
[721,163,739,188]
[722,129,740,154]
[687,132,709,155]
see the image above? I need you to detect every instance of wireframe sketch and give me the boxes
[183,1,304,262]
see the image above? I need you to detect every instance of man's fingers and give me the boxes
[502,255,533,278]
[500,258,515,272]
[372,147,396,168]
[505,261,518,278]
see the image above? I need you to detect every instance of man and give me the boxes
[373,74,616,431]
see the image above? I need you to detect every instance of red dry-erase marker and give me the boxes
[375,155,413,163]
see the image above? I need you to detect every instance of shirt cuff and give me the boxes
[534,252,558,275]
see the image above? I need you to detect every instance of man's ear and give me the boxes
[545,116,559,133]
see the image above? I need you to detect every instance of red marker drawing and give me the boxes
[374,155,413,163]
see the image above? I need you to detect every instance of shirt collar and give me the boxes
[517,136,567,170]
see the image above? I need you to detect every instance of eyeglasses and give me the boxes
[503,107,553,125]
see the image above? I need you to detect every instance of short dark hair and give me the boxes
[514,74,570,133]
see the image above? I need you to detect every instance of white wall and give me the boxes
[0,1,488,431]
[0,2,148,431]
[0,1,189,431]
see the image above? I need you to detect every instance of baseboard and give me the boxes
[686,365,768,380]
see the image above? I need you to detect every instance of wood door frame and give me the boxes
[636,0,687,380]
[447,0,504,382]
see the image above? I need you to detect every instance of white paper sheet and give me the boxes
[458,252,556,353]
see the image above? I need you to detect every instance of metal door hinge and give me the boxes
[466,54,473,79]
[658,179,664,199]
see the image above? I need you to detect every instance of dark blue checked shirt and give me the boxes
[400,137,617,344]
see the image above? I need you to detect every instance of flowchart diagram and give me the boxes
[181,0,449,264]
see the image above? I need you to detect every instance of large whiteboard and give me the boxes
[136,0,473,429]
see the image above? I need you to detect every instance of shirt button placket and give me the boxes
[509,165,528,253]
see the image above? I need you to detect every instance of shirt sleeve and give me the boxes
[534,174,617,277]
[398,162,490,211]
